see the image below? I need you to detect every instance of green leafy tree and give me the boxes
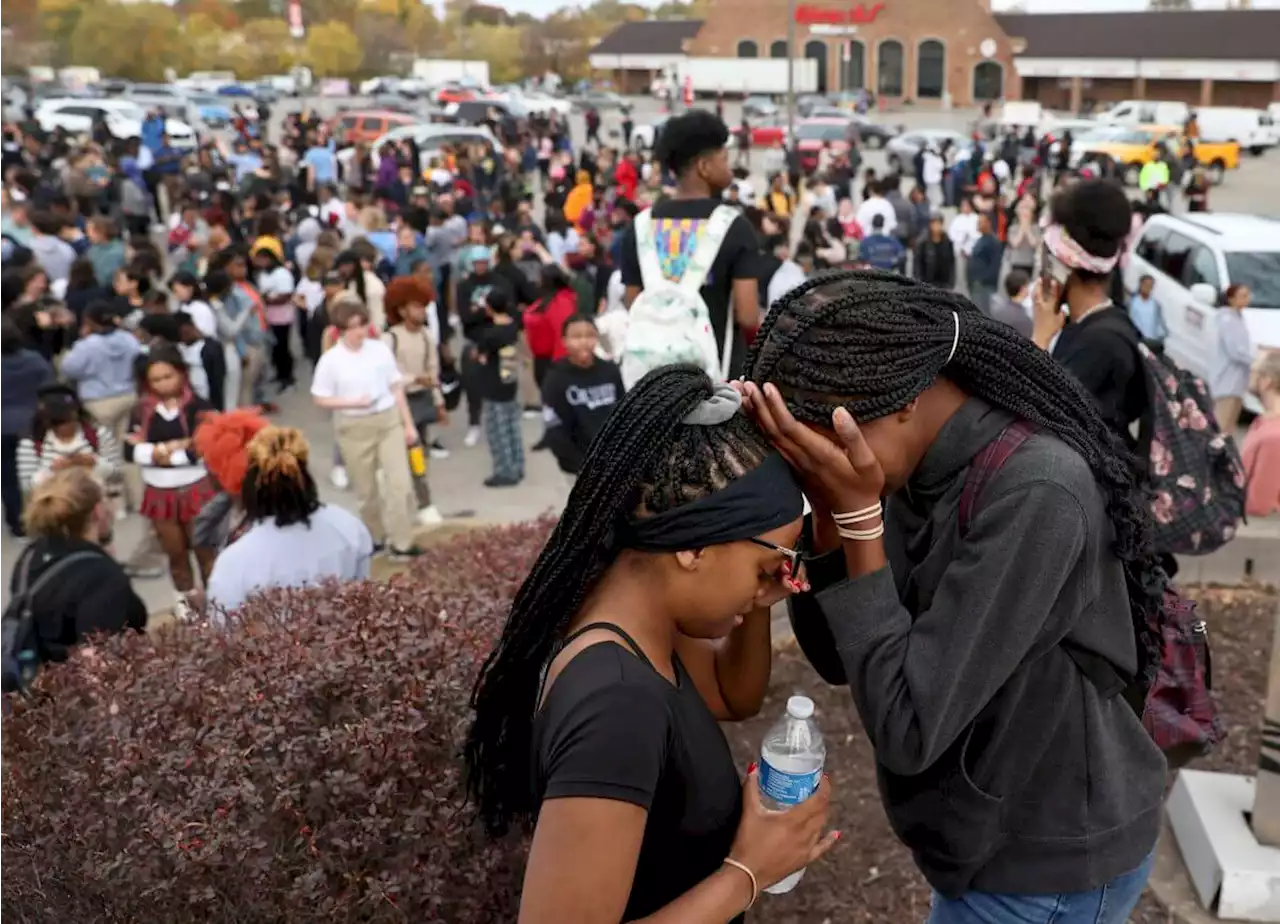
[68,2,188,80]
[301,19,362,76]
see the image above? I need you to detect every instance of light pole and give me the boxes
[786,0,796,145]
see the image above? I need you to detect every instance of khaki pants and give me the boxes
[1214,395,1244,435]
[335,407,415,551]
[85,391,139,510]
[238,344,267,409]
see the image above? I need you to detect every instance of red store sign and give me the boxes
[794,3,886,25]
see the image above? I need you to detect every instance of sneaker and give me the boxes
[330,465,350,490]
[429,444,450,460]
[484,475,522,488]
[463,426,482,448]
[522,408,540,420]
[417,505,444,527]
[388,544,425,561]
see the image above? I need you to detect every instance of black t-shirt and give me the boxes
[619,198,761,379]
[534,639,742,922]
[1053,306,1148,447]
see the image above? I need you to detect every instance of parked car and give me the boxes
[572,89,625,111]
[94,78,133,97]
[630,116,669,152]
[886,129,968,172]
[802,108,897,148]
[730,113,787,148]
[328,109,420,146]
[1069,125,1239,186]
[1122,212,1280,413]
[443,99,527,126]
[742,95,778,119]
[189,96,235,129]
[1095,99,1190,128]
[434,83,480,104]
[794,118,853,172]
[796,94,830,118]
[522,90,574,116]
[35,98,197,149]
[216,83,256,98]
[337,123,504,170]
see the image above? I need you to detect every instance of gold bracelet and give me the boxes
[722,857,759,910]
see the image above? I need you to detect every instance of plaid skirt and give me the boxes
[140,477,217,525]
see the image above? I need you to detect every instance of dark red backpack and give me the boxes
[960,420,1225,768]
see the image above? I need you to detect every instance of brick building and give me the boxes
[590,5,1280,110]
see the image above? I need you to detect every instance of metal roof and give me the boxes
[590,19,705,57]
[995,9,1280,61]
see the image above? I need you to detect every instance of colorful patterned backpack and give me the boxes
[620,205,737,389]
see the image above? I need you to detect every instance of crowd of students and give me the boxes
[1,94,1277,924]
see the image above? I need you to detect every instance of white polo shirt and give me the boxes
[310,337,402,416]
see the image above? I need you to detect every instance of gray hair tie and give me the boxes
[682,382,742,426]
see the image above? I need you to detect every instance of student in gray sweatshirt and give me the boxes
[744,270,1166,923]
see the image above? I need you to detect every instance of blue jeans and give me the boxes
[927,853,1153,924]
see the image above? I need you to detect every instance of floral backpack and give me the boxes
[1135,342,1246,555]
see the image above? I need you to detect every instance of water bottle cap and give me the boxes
[786,695,814,720]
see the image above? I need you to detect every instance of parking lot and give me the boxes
[275,93,1280,217]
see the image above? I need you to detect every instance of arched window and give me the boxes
[973,60,1004,101]
[770,39,788,58]
[843,40,865,90]
[737,39,758,58]
[804,40,828,94]
[917,39,945,99]
[877,39,904,97]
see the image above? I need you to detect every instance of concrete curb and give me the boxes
[1148,815,1254,924]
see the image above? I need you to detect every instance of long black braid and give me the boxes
[466,365,773,837]
[748,269,1163,693]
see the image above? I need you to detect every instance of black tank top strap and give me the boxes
[560,621,654,670]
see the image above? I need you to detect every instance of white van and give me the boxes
[1095,100,1190,128]
[1122,213,1280,413]
[1192,107,1274,155]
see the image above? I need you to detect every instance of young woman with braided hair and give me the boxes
[742,270,1167,924]
[466,365,838,923]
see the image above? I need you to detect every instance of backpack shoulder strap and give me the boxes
[84,423,100,452]
[9,551,100,612]
[958,420,1038,536]
[956,420,1133,702]
[679,205,738,296]
[633,209,664,292]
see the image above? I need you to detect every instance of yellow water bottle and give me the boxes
[408,444,426,477]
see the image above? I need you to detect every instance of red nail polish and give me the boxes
[834,830,842,840]
[748,762,757,774]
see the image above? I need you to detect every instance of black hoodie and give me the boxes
[540,356,624,474]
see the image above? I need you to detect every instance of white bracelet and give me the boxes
[837,522,885,541]
[832,502,883,526]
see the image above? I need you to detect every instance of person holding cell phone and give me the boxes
[1030,179,1148,450]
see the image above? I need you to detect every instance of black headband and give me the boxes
[620,452,805,553]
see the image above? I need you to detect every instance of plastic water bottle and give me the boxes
[758,694,826,894]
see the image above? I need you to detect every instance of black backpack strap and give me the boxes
[21,552,101,606]
[560,621,653,670]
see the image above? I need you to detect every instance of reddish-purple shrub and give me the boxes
[2,519,554,923]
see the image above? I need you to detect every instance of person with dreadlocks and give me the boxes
[205,425,372,618]
[466,366,838,923]
[743,270,1167,923]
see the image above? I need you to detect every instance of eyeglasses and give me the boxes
[748,537,801,572]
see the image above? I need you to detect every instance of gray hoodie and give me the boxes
[790,398,1164,898]
[59,329,141,401]
[293,217,323,276]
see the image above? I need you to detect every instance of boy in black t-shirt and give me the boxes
[475,290,524,487]
[619,110,761,378]
[541,315,624,477]
[175,311,228,411]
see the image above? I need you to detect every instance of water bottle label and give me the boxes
[758,760,821,806]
